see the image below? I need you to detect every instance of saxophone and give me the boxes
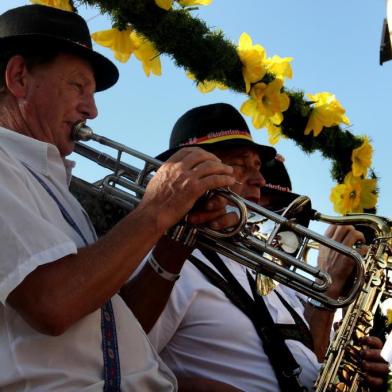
[314,214,392,392]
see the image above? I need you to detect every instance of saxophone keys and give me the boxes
[256,273,277,296]
[359,310,373,326]
[339,362,356,381]
[354,322,372,341]
[345,344,362,364]
[335,382,351,392]
[377,259,387,269]
[354,328,366,341]
[371,276,382,286]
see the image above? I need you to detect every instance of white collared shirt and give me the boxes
[0,127,176,391]
[148,249,320,392]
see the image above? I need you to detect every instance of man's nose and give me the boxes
[79,94,98,120]
[248,169,266,188]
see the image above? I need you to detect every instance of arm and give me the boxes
[7,147,235,335]
[120,235,193,332]
[304,225,365,360]
[122,194,238,332]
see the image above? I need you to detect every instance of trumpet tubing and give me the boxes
[72,122,368,309]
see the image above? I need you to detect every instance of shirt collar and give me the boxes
[0,126,75,185]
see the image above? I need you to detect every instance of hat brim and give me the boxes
[262,159,292,190]
[260,159,300,211]
[260,186,301,211]
[0,34,119,92]
[156,138,276,163]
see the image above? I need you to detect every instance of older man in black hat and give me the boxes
[0,5,238,391]
[132,103,389,392]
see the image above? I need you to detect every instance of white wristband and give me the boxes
[307,297,334,312]
[148,253,180,282]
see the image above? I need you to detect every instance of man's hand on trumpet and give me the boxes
[121,146,241,332]
[139,147,237,232]
[318,224,366,300]
[305,225,366,360]
[306,225,365,359]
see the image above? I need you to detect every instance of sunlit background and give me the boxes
[1,0,391,230]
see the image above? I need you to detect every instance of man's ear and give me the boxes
[5,55,29,98]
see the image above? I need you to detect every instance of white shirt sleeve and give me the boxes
[148,262,200,353]
[0,156,77,304]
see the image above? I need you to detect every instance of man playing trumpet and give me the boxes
[0,5,239,391]
[130,103,389,391]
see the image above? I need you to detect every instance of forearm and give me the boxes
[8,204,166,335]
[304,303,335,361]
[121,236,193,332]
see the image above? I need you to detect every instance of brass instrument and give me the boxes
[71,122,366,310]
[315,215,392,392]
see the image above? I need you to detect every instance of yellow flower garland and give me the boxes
[34,0,378,215]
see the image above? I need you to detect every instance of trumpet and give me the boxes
[71,122,366,309]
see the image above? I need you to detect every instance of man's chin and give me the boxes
[60,141,75,157]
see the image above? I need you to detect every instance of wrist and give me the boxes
[154,235,193,269]
[307,297,335,312]
[131,201,168,238]
[148,253,180,282]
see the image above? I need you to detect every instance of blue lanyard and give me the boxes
[23,164,122,391]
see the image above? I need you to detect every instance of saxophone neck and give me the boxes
[313,211,392,238]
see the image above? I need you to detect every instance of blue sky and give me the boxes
[1,0,391,225]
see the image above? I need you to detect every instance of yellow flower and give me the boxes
[186,72,227,93]
[241,79,290,129]
[330,172,377,215]
[387,309,392,326]
[265,55,293,80]
[305,92,350,137]
[155,0,212,10]
[266,121,285,145]
[178,0,213,6]
[155,0,173,10]
[131,31,162,76]
[30,0,72,11]
[351,137,373,177]
[91,28,136,63]
[197,80,227,93]
[237,33,267,93]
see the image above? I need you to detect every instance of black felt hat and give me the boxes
[0,5,118,92]
[157,103,277,162]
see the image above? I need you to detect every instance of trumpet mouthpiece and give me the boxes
[72,122,94,141]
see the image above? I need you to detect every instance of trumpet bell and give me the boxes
[250,196,312,296]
